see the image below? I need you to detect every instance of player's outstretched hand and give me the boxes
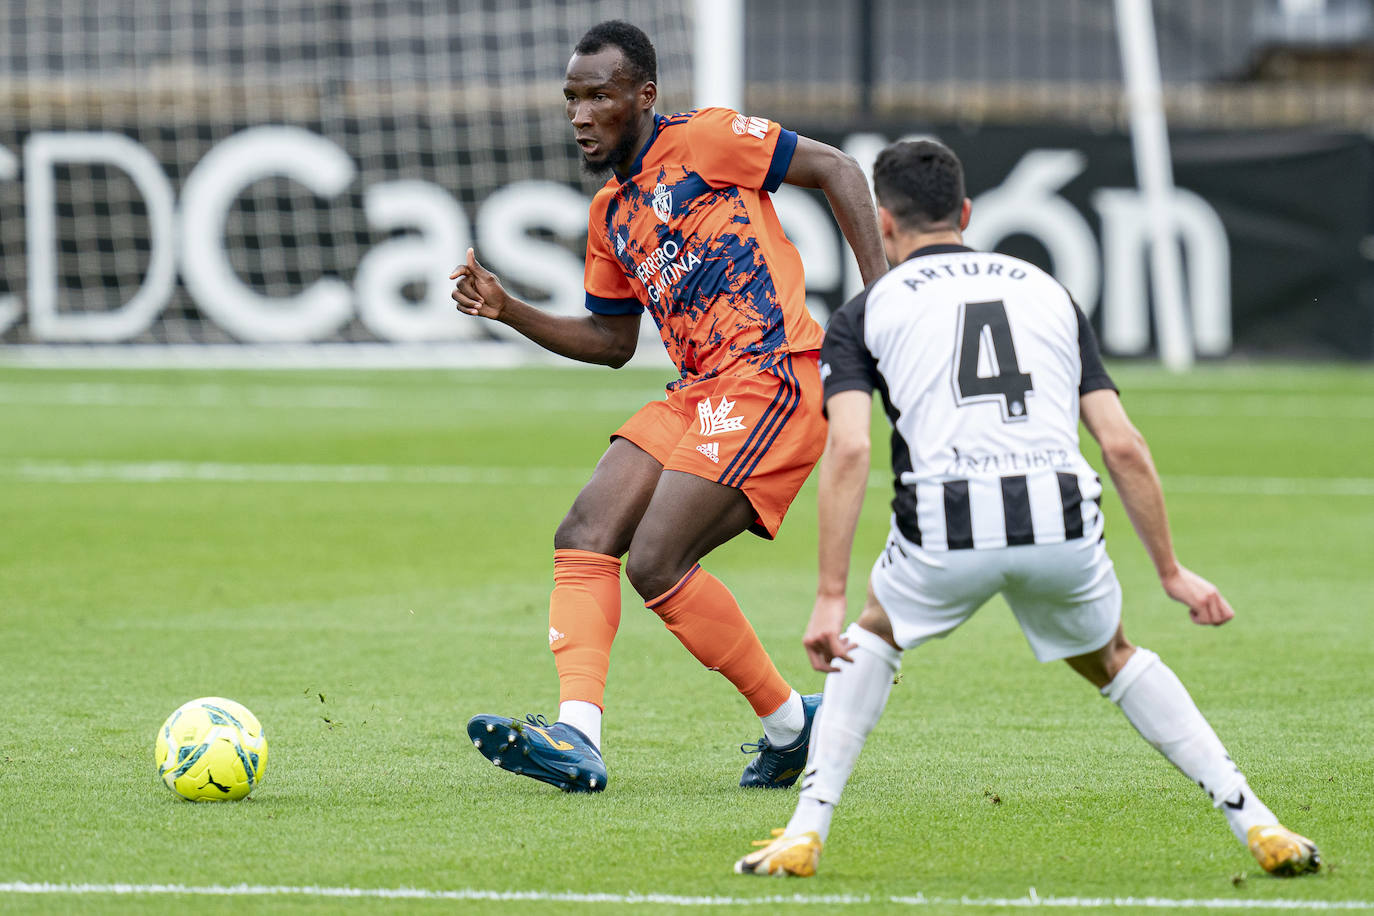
[450,248,509,320]
[1163,564,1235,626]
[804,594,857,672]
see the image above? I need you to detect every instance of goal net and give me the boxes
[0,0,692,357]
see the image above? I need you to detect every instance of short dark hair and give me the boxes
[574,20,658,86]
[872,140,965,231]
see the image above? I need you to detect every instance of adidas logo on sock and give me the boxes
[548,626,567,647]
[696,442,720,464]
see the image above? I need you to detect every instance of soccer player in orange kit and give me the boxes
[453,20,886,793]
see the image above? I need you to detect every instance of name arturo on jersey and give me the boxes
[583,108,823,389]
[821,244,1118,550]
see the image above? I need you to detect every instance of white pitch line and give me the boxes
[0,382,650,412]
[2,382,1370,418]
[1,459,587,487]
[1159,475,1374,498]
[0,883,1367,910]
[867,470,1374,499]
[1123,395,1374,420]
[5,460,1374,498]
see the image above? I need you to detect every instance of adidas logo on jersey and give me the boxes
[696,442,720,464]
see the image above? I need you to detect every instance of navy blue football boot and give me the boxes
[738,693,822,788]
[466,713,607,793]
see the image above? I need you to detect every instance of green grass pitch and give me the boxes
[0,362,1369,914]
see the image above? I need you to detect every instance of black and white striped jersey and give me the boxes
[820,243,1118,551]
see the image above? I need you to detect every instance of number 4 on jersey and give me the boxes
[953,299,1034,422]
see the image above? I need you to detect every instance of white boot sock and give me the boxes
[786,624,901,843]
[558,700,602,751]
[1103,647,1277,842]
[760,690,804,747]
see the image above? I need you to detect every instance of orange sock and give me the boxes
[645,565,792,717]
[549,549,622,709]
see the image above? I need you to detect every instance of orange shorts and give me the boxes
[612,352,825,539]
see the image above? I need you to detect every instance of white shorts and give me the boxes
[869,522,1122,662]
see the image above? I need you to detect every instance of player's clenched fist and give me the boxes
[450,248,509,320]
[1163,565,1236,627]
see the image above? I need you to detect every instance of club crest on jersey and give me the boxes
[697,397,747,436]
[652,183,673,222]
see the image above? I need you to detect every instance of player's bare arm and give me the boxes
[805,389,873,672]
[782,137,888,286]
[1079,389,1234,626]
[451,248,640,368]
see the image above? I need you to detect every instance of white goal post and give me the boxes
[1114,0,1195,371]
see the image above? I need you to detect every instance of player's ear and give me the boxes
[958,198,972,231]
[878,206,897,241]
[878,207,901,266]
[639,79,657,112]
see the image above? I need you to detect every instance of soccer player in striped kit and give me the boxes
[735,139,1319,878]
[451,21,887,793]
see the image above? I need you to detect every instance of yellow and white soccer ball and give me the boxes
[155,697,268,801]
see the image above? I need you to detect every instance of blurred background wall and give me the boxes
[0,0,1369,361]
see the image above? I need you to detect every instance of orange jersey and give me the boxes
[583,108,823,389]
